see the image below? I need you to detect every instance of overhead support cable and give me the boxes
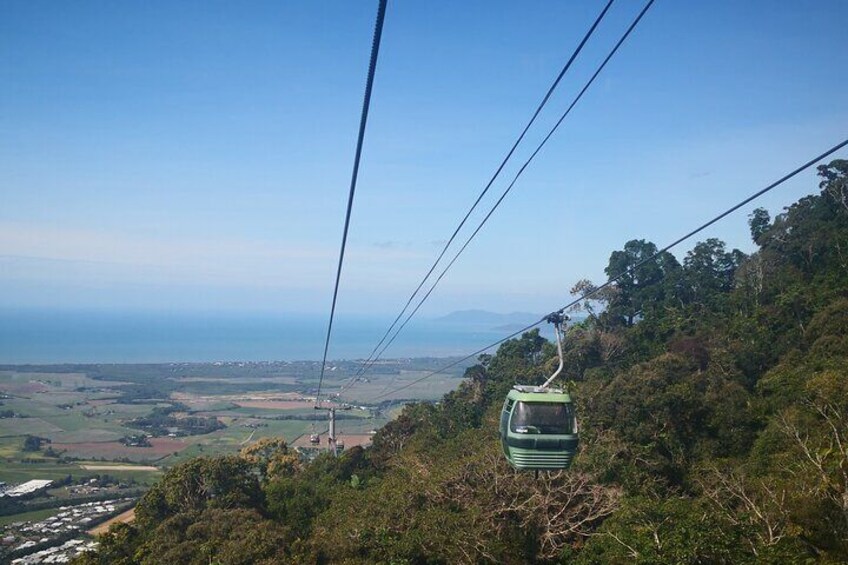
[339,0,618,394]
[371,136,848,401]
[316,0,388,402]
[354,0,656,389]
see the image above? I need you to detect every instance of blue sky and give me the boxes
[2,0,847,318]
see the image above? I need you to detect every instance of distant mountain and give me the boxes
[433,310,542,328]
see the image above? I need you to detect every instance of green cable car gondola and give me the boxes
[499,313,578,471]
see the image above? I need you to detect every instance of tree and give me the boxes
[134,456,263,529]
[80,522,140,565]
[577,496,751,564]
[818,158,848,213]
[681,238,744,303]
[135,508,289,565]
[777,370,848,557]
[239,437,301,481]
[749,207,772,245]
[313,430,620,563]
[569,278,615,320]
[603,239,680,326]
[22,435,43,452]
[697,464,803,559]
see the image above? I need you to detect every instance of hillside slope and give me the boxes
[78,160,848,564]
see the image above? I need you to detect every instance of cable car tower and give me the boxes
[314,402,342,456]
[499,312,579,471]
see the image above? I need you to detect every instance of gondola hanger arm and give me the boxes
[540,313,568,390]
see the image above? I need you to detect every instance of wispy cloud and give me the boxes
[0,222,330,268]
[0,222,431,297]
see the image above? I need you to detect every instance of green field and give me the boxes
[0,460,161,486]
[159,419,319,466]
[337,369,464,403]
[0,360,467,492]
[0,507,63,527]
[0,417,63,438]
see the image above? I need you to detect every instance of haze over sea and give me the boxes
[0,308,543,364]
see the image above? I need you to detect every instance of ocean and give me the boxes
[0,308,525,364]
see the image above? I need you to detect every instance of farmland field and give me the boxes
[0,358,470,557]
[80,465,159,471]
[51,437,191,462]
[0,358,469,486]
